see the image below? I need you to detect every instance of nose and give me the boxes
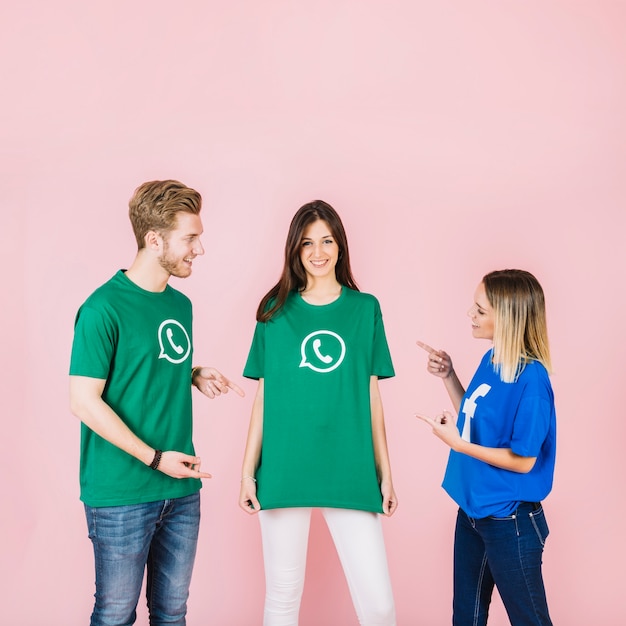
[194,238,205,256]
[467,304,477,317]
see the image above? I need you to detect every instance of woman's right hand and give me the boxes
[239,476,261,515]
[416,340,453,379]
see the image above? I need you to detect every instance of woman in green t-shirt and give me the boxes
[239,200,397,625]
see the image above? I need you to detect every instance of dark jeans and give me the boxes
[453,502,552,626]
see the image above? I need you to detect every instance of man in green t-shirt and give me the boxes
[69,180,244,626]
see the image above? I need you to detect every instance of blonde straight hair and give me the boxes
[483,269,552,383]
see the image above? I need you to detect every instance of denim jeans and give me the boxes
[84,491,201,626]
[453,502,552,626]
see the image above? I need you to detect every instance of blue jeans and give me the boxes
[453,503,552,626]
[84,492,201,626]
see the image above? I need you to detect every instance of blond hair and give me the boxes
[128,180,202,249]
[483,269,552,383]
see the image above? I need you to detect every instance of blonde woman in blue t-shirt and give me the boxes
[417,269,555,626]
[239,200,397,626]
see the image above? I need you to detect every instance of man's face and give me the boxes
[158,212,204,278]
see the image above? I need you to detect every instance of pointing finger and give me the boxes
[415,412,434,425]
[227,380,246,397]
[416,340,436,354]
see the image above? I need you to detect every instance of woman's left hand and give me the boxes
[380,480,398,517]
[415,410,462,450]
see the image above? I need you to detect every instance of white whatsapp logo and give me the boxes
[460,383,491,442]
[299,330,346,373]
[158,319,191,364]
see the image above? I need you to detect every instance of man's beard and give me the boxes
[158,242,191,278]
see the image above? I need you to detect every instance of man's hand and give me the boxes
[192,367,245,399]
[157,451,212,479]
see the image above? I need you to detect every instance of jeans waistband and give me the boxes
[521,501,542,511]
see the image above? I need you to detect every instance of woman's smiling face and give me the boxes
[467,282,495,341]
[299,219,339,283]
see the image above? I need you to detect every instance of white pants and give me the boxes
[258,507,396,626]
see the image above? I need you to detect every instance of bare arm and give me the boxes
[441,369,466,414]
[458,440,536,473]
[416,411,536,473]
[239,379,264,514]
[370,376,398,516]
[69,375,211,479]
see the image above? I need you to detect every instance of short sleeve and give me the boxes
[69,306,116,379]
[511,394,552,457]
[371,299,395,379]
[243,321,266,380]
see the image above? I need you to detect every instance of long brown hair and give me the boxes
[256,200,359,322]
[483,269,552,382]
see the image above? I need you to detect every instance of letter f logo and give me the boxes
[460,384,491,442]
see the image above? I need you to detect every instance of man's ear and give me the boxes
[144,230,163,251]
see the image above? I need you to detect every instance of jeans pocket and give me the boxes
[529,507,550,546]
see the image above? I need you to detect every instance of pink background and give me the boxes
[1,1,624,624]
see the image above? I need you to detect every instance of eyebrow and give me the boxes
[301,234,333,241]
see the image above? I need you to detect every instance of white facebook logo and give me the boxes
[460,384,491,442]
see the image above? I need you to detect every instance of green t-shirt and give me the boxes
[243,288,395,513]
[69,270,201,506]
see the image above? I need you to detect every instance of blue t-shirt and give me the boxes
[442,350,556,518]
